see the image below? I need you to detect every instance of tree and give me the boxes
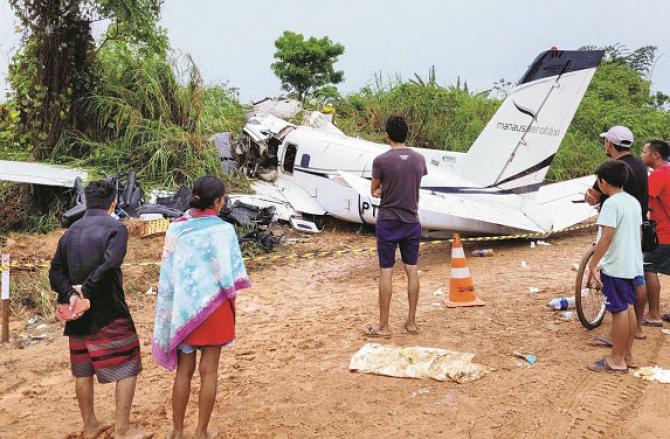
[7,0,162,158]
[271,31,344,103]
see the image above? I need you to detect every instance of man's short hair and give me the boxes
[647,139,670,161]
[596,160,628,189]
[85,179,117,210]
[385,115,408,143]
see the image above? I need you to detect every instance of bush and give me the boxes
[335,61,670,183]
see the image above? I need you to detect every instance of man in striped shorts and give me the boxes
[49,179,146,439]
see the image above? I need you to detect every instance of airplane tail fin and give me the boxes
[460,49,604,197]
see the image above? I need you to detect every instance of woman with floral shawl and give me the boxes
[152,176,250,439]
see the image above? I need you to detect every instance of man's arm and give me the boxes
[588,226,615,287]
[585,179,603,206]
[371,157,383,198]
[371,177,382,198]
[81,226,128,298]
[48,236,77,304]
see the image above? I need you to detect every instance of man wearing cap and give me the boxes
[586,126,649,339]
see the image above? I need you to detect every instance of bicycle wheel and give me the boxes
[575,246,607,329]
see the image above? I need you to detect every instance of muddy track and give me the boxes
[1,228,669,438]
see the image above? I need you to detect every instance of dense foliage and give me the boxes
[334,48,670,182]
[0,0,247,233]
[2,0,247,189]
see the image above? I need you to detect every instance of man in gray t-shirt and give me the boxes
[364,116,427,338]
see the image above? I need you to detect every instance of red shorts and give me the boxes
[69,318,142,384]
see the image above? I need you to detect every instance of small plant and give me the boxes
[9,271,55,320]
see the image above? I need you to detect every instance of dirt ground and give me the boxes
[1,226,669,439]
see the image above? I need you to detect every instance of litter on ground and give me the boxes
[513,351,537,365]
[634,367,670,383]
[560,311,576,321]
[349,343,490,384]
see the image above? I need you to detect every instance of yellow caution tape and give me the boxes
[0,222,595,271]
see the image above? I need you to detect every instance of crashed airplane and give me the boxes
[239,49,605,236]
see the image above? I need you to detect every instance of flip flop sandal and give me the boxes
[641,317,664,327]
[404,322,420,335]
[589,336,613,347]
[363,325,391,338]
[587,358,627,374]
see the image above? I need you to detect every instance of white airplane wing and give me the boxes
[0,160,87,188]
[537,175,598,230]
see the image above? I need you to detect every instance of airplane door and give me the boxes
[281,144,298,175]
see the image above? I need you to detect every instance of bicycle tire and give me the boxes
[575,246,607,330]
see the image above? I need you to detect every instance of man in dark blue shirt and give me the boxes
[49,179,146,439]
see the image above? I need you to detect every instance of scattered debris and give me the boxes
[513,351,537,365]
[433,288,445,297]
[547,297,575,310]
[537,240,551,246]
[634,367,670,383]
[349,343,490,384]
[471,249,494,257]
[559,311,576,321]
[529,287,541,294]
[62,174,144,227]
[145,287,156,296]
[661,329,670,336]
[520,260,528,269]
[222,199,276,228]
[410,387,431,398]
[252,97,302,119]
[289,217,320,234]
[571,263,580,272]
[211,132,239,174]
[530,241,536,249]
[25,315,45,330]
[430,301,442,308]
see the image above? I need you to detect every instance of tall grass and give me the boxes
[10,271,55,320]
[335,62,670,182]
[335,76,499,150]
[50,45,249,190]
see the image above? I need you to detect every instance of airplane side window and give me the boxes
[300,154,310,168]
[283,144,297,173]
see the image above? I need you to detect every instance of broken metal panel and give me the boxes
[0,160,88,188]
[244,113,295,140]
[211,132,238,174]
[251,97,302,119]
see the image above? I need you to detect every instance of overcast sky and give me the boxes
[2,0,670,103]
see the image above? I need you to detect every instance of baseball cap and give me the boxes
[600,126,634,147]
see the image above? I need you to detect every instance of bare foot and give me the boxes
[404,321,419,335]
[83,420,114,439]
[603,355,627,371]
[167,431,184,439]
[195,429,218,439]
[625,356,639,369]
[363,324,391,338]
[115,426,151,439]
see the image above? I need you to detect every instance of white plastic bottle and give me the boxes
[547,297,575,310]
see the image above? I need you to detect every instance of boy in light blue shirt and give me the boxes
[588,160,643,373]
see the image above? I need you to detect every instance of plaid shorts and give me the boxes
[69,318,142,384]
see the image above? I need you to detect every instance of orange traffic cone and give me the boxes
[446,234,485,307]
